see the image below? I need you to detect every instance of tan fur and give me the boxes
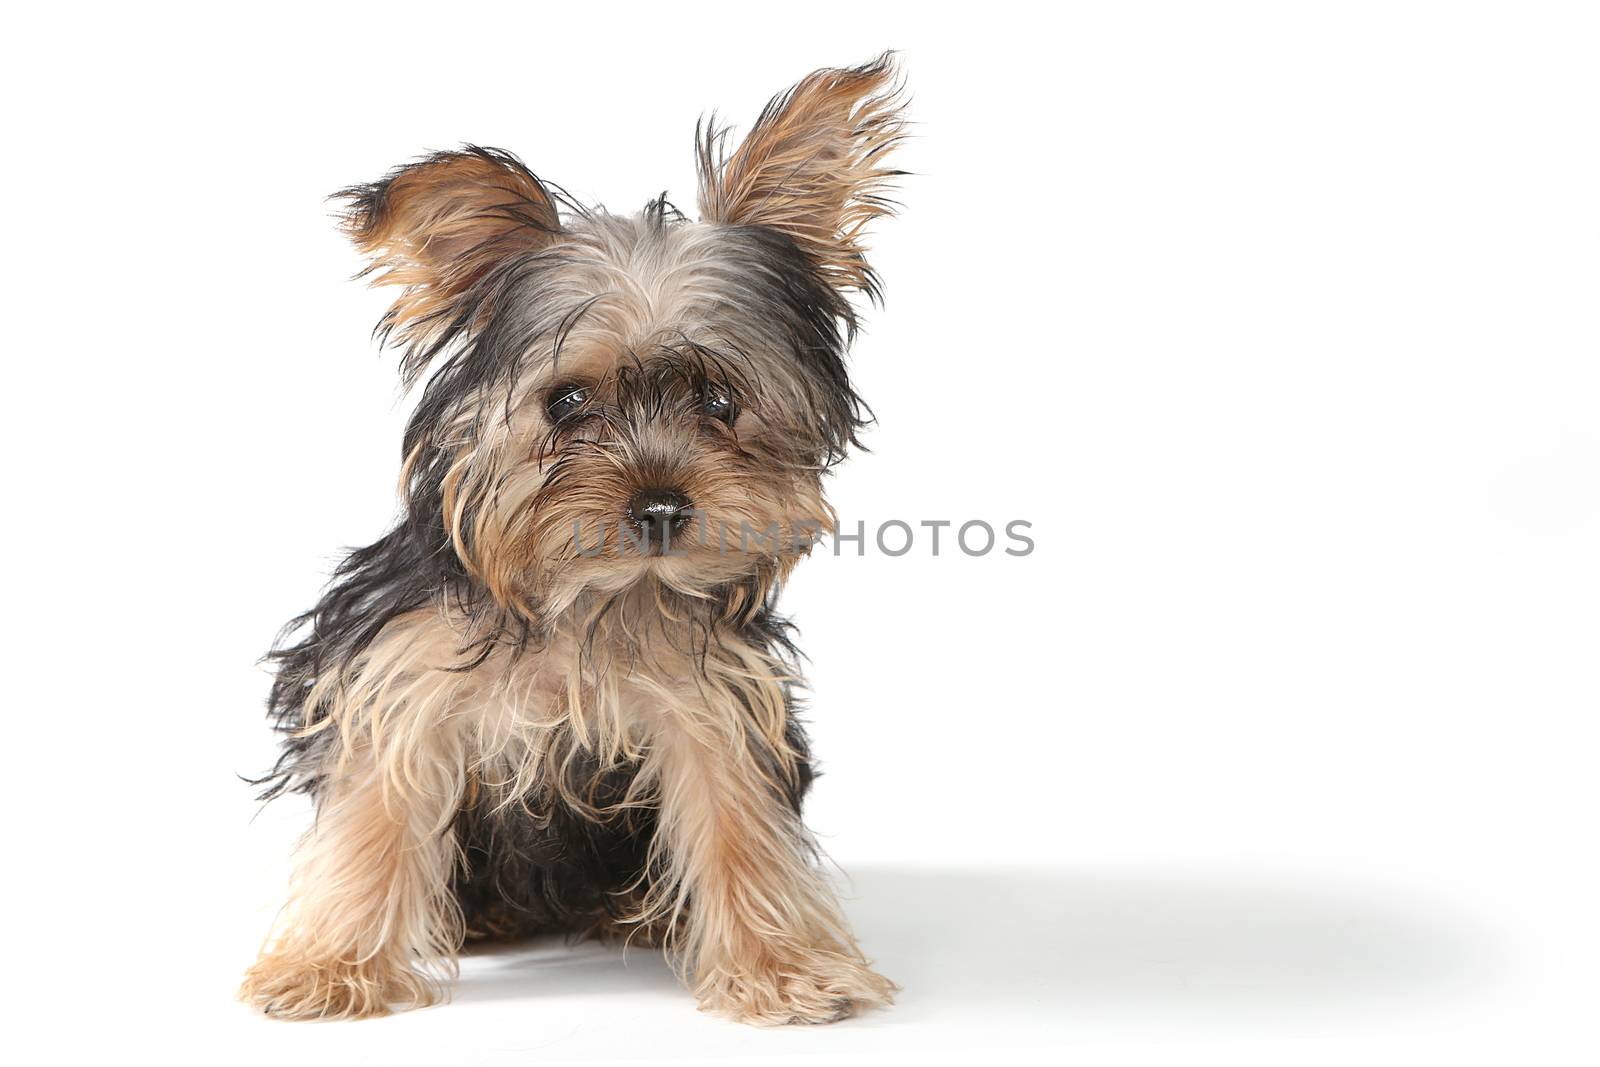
[402,219,841,625]
[341,149,563,377]
[247,57,906,1025]
[698,52,907,296]
[243,613,473,1018]
[245,591,890,1022]
[647,699,895,1024]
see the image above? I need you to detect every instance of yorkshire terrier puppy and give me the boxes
[242,54,907,1024]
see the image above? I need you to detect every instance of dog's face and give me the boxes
[342,57,904,622]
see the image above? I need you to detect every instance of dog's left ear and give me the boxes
[697,53,907,301]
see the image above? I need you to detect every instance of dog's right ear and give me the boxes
[335,146,562,379]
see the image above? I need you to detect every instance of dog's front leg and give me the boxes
[241,739,465,1020]
[651,713,895,1025]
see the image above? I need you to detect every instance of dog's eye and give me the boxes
[702,387,736,425]
[545,383,590,424]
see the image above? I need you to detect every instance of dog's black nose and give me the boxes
[628,489,692,547]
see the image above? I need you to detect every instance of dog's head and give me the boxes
[340,56,906,622]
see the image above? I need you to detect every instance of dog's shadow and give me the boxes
[452,865,1491,1023]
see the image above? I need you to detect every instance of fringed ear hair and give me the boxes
[696,53,908,304]
[335,146,564,383]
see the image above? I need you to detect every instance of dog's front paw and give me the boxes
[241,950,439,1021]
[697,949,896,1026]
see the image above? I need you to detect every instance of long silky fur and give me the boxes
[244,54,906,1026]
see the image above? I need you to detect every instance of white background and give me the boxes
[6,2,1598,1063]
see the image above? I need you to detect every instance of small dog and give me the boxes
[242,55,907,1024]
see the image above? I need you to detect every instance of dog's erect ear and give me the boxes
[697,53,907,301]
[335,146,562,377]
